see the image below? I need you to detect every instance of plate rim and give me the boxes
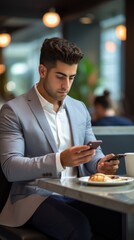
[78,175,134,186]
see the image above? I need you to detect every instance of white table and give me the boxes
[38,177,134,240]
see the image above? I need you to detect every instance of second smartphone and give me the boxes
[87,140,102,149]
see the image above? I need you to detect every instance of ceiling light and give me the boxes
[115,25,126,41]
[79,17,92,24]
[79,14,94,25]
[0,33,11,47]
[42,8,61,28]
[0,64,6,74]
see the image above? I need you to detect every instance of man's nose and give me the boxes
[61,78,70,88]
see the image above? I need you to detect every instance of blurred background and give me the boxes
[0,0,133,120]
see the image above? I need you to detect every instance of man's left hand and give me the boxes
[96,154,120,175]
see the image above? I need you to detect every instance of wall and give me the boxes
[63,20,100,66]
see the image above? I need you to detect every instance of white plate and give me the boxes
[78,176,134,186]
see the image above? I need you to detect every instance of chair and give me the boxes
[0,225,51,240]
[0,166,52,240]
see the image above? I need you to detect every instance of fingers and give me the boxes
[69,145,96,160]
[76,148,95,158]
[97,156,119,174]
[60,145,96,168]
[74,145,90,153]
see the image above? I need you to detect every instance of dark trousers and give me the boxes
[27,195,123,240]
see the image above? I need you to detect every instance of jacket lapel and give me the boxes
[26,87,58,152]
[64,97,79,146]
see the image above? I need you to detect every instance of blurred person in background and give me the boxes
[91,90,134,126]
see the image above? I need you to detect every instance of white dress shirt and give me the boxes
[35,85,78,179]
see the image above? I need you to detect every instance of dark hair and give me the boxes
[94,90,113,109]
[40,37,84,68]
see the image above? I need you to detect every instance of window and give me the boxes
[97,15,125,101]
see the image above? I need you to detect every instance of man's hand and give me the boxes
[60,145,96,168]
[97,154,120,175]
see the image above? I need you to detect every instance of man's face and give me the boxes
[39,60,78,103]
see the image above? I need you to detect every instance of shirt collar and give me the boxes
[34,84,65,111]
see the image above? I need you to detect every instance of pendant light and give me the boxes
[42,8,61,28]
[0,33,11,48]
[115,25,126,41]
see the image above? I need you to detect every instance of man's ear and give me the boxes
[39,64,47,78]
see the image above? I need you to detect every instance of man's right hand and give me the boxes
[60,145,96,168]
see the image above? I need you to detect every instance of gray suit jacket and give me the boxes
[0,86,104,226]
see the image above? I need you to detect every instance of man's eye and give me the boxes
[56,74,63,79]
[56,74,75,81]
[69,77,75,81]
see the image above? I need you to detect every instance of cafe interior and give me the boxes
[0,0,134,119]
[0,0,134,239]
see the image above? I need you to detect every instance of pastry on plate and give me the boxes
[89,173,112,182]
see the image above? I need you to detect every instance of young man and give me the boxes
[0,37,122,240]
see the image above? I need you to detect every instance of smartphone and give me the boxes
[87,140,102,149]
[106,154,126,162]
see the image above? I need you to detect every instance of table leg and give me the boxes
[122,213,134,240]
